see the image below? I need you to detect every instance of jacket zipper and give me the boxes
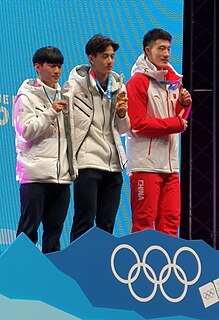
[166,90,172,172]
[102,96,113,169]
[43,87,61,181]
[56,118,61,181]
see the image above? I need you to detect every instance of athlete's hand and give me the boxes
[52,100,68,113]
[178,109,188,131]
[178,86,192,106]
[116,92,128,118]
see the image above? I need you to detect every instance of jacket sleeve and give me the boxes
[13,94,58,142]
[115,113,130,135]
[175,99,192,120]
[126,74,185,137]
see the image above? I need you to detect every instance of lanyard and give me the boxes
[90,69,113,99]
[43,86,60,104]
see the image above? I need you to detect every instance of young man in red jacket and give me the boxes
[126,28,192,236]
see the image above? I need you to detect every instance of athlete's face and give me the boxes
[145,39,171,69]
[88,45,115,78]
[34,62,62,88]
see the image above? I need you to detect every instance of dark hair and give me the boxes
[85,34,119,56]
[143,28,172,50]
[32,46,64,65]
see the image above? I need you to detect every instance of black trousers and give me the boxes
[16,183,70,253]
[70,168,123,241]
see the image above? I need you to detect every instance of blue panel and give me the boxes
[0,0,184,251]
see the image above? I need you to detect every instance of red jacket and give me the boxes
[126,54,191,174]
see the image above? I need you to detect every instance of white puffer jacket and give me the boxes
[62,65,130,172]
[13,78,76,184]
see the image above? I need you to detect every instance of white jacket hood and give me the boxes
[68,64,124,92]
[131,53,182,83]
[14,78,61,103]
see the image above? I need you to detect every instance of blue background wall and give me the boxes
[0,0,184,252]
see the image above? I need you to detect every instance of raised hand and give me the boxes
[178,86,192,106]
[116,92,128,118]
[52,100,68,113]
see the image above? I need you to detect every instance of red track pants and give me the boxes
[130,172,180,236]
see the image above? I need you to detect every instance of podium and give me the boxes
[0,227,219,319]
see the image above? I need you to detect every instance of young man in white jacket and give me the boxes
[62,34,130,241]
[126,29,192,236]
[13,47,75,253]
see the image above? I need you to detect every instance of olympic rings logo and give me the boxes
[202,289,215,301]
[111,244,201,303]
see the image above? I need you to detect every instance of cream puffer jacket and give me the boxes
[62,65,130,172]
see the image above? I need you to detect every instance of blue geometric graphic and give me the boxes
[0,294,80,320]
[0,233,144,319]
[47,227,219,320]
[1,228,219,319]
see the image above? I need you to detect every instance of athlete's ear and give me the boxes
[88,55,95,65]
[34,63,42,74]
[145,46,150,56]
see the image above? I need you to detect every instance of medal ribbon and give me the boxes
[160,80,182,91]
[90,69,113,99]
